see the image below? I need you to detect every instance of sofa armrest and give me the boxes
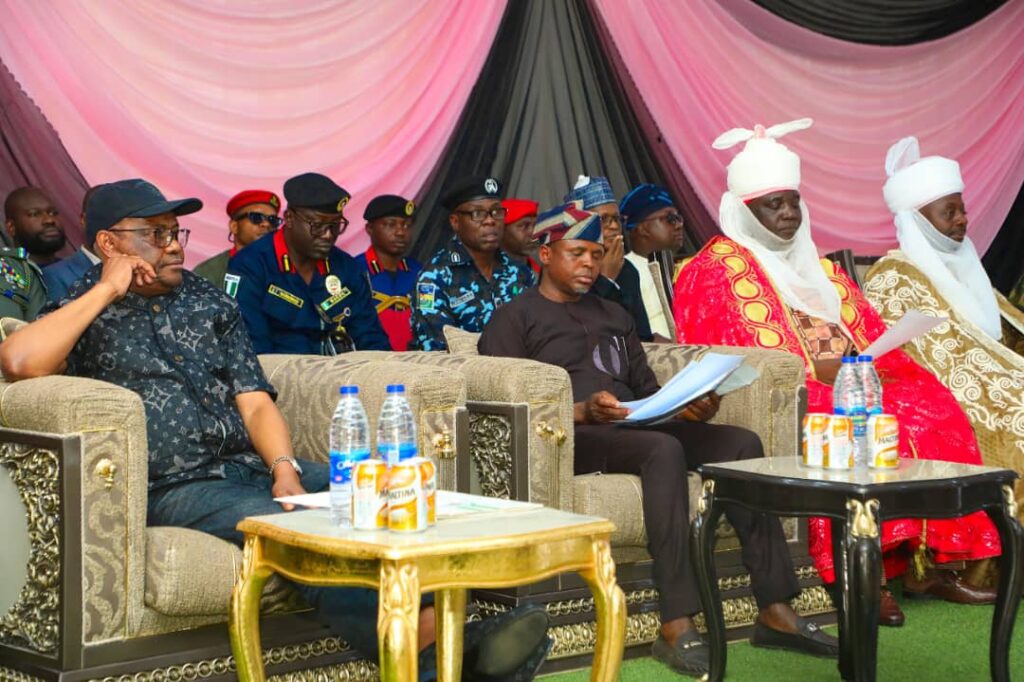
[259,355,468,492]
[643,343,807,458]
[0,375,150,647]
[337,351,576,512]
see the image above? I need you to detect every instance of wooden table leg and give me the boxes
[845,499,881,682]
[691,480,726,682]
[580,537,626,682]
[830,517,852,681]
[988,485,1024,682]
[378,561,420,682]
[229,536,273,682]
[435,588,467,682]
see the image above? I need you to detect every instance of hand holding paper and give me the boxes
[861,310,946,359]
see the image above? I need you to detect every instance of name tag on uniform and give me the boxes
[319,287,351,312]
[417,283,436,312]
[223,273,240,298]
[268,284,304,308]
[450,291,475,308]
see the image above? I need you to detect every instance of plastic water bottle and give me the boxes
[834,356,868,469]
[329,385,371,526]
[857,355,884,416]
[377,384,418,467]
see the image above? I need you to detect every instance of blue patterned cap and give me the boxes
[533,201,603,245]
[563,175,616,210]
[619,183,674,230]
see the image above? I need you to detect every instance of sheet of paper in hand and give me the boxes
[861,310,946,359]
[616,352,745,426]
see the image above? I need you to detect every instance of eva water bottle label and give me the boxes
[330,448,371,484]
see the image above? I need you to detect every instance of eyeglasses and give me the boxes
[639,212,685,227]
[454,207,507,223]
[599,213,624,227]
[235,212,283,229]
[296,211,349,237]
[107,227,189,248]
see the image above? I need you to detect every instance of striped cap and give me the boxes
[533,201,603,245]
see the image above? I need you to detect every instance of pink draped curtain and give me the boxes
[0,0,506,264]
[592,0,1024,255]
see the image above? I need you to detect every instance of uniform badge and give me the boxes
[268,284,304,308]
[336,197,349,212]
[417,283,436,312]
[269,195,280,209]
[404,200,415,216]
[450,291,475,308]
[223,273,241,298]
[325,274,342,295]
[484,178,499,194]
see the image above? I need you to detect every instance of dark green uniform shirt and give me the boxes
[0,247,47,321]
[193,249,231,293]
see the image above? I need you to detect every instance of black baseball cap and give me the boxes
[85,179,202,243]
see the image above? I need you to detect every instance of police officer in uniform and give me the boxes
[354,194,422,351]
[228,173,390,354]
[0,246,47,321]
[411,176,534,351]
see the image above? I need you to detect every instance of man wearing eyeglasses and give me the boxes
[354,194,422,351]
[227,172,390,355]
[410,176,535,351]
[620,184,687,342]
[194,190,282,293]
[564,176,654,342]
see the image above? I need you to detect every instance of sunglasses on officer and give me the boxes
[233,212,283,229]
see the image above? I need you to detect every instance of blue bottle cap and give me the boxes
[339,385,359,395]
[857,355,873,362]
[841,356,856,363]
[386,384,406,393]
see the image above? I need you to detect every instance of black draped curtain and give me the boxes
[750,0,1008,45]
[411,0,701,262]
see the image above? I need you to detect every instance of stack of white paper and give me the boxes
[617,352,746,425]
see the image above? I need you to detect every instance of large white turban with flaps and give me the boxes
[714,118,812,200]
[713,118,844,326]
[883,136,1001,339]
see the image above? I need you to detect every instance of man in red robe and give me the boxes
[673,118,1000,627]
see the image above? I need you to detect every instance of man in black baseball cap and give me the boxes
[411,175,535,351]
[227,172,389,354]
[354,194,422,350]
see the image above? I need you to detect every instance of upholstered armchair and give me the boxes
[345,335,834,669]
[0,343,467,681]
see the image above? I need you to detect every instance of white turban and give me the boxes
[883,137,964,213]
[712,118,844,326]
[883,136,1001,339]
[713,118,812,200]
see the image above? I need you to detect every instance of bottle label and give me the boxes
[330,448,372,484]
[378,442,418,467]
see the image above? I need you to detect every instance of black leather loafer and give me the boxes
[750,617,839,658]
[651,630,710,678]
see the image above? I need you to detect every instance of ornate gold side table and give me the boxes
[229,506,625,682]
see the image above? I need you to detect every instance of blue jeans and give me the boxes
[147,459,386,661]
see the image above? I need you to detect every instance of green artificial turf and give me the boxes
[542,594,1023,681]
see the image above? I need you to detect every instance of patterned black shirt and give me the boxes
[55,267,274,489]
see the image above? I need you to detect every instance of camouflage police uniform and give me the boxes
[410,236,534,351]
[0,246,47,321]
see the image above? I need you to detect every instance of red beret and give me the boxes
[502,198,539,225]
[226,190,281,217]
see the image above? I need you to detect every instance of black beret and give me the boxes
[441,175,503,211]
[364,194,415,221]
[283,172,351,214]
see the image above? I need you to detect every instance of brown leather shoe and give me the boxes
[904,571,997,605]
[879,587,905,627]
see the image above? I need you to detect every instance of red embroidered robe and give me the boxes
[673,236,1000,581]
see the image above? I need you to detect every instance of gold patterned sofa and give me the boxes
[343,333,834,670]
[0,350,467,682]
